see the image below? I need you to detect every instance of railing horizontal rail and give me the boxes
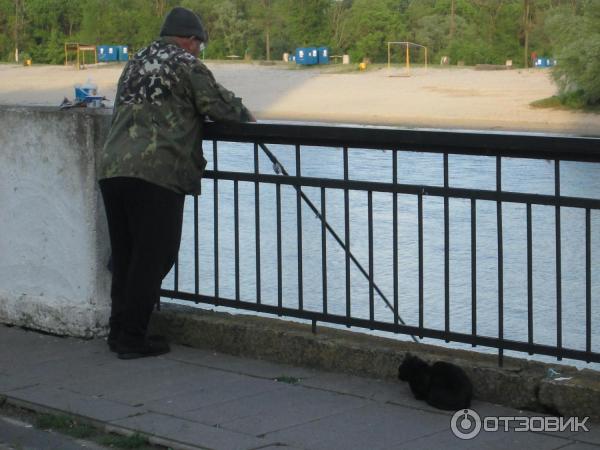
[204,122,600,162]
[206,170,600,209]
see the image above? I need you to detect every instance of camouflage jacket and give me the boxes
[99,38,252,194]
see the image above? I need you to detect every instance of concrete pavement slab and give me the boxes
[6,385,144,422]
[144,377,283,415]
[165,346,319,380]
[1,355,118,391]
[62,356,185,397]
[264,402,450,450]
[571,427,600,446]
[300,370,457,415]
[88,363,241,406]
[299,371,403,402]
[256,447,304,450]
[0,374,41,393]
[182,382,368,435]
[561,443,600,450]
[111,411,276,450]
[393,427,573,450]
[2,325,599,450]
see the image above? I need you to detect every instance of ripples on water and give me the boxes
[163,141,600,370]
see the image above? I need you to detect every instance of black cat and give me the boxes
[398,353,473,411]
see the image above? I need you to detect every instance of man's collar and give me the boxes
[159,36,179,46]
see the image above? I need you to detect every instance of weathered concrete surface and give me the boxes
[0,106,112,337]
[149,303,600,421]
[2,324,598,450]
[539,370,600,420]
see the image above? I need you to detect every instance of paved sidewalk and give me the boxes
[0,325,599,450]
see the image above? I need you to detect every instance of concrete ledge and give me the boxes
[0,292,107,338]
[0,106,112,337]
[149,303,600,421]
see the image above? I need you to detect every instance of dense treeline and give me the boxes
[1,0,598,104]
[0,0,584,65]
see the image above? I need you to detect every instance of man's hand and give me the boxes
[247,112,257,123]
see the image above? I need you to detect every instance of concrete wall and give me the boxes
[0,106,112,337]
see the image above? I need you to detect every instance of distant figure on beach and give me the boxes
[98,7,255,360]
[531,51,538,67]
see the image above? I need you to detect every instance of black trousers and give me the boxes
[99,177,184,345]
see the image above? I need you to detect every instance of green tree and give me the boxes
[0,0,13,60]
[546,0,600,105]
[213,0,249,57]
[345,0,408,62]
[0,0,594,77]
[284,0,331,46]
[248,0,283,60]
[329,0,351,53]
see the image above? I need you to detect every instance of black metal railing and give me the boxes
[161,122,600,365]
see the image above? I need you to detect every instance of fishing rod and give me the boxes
[257,142,419,344]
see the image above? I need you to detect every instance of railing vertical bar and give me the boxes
[254,143,261,305]
[586,208,592,362]
[213,141,219,305]
[418,192,424,337]
[277,182,283,314]
[471,198,477,346]
[393,150,399,328]
[344,146,351,326]
[527,203,533,354]
[368,190,374,328]
[497,156,504,367]
[234,180,240,302]
[296,144,304,311]
[174,255,179,292]
[321,187,328,315]
[555,159,562,361]
[194,194,199,300]
[444,153,450,341]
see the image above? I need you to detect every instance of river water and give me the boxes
[163,141,600,370]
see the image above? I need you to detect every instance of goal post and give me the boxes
[65,43,98,70]
[387,42,428,76]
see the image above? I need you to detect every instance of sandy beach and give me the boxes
[1,62,598,136]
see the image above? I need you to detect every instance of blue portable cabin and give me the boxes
[97,45,109,62]
[318,47,330,64]
[535,57,556,68]
[295,47,307,65]
[98,45,119,62]
[306,47,318,65]
[117,45,129,62]
[295,47,318,65]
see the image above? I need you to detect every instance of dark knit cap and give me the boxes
[160,7,208,42]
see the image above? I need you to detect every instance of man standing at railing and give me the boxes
[98,7,255,360]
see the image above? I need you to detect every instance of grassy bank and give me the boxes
[531,92,600,113]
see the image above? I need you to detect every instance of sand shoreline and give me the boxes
[1,63,598,136]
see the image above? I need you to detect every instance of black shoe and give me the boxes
[108,334,168,352]
[117,338,170,360]
[115,337,170,359]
